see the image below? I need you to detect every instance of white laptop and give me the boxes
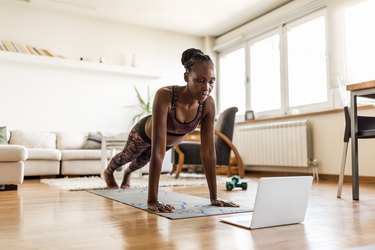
[220,176,313,230]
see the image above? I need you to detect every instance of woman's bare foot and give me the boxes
[102,169,118,189]
[120,169,132,189]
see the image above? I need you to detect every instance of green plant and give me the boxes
[132,85,152,124]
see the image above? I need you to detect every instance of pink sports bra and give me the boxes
[166,86,203,136]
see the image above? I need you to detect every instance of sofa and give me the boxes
[0,129,172,178]
[1,130,127,176]
[0,144,27,190]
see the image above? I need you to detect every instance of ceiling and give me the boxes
[9,0,292,37]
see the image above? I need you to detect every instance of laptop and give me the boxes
[220,176,313,229]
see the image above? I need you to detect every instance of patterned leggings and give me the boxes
[107,115,171,173]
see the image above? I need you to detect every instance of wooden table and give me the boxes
[346,80,375,200]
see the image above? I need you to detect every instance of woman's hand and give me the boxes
[148,201,175,213]
[211,198,240,208]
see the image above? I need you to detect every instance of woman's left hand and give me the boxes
[211,198,240,207]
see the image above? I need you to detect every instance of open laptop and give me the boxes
[220,176,313,229]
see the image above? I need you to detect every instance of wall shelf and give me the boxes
[0,50,160,79]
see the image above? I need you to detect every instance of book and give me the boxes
[0,40,65,58]
[41,49,54,57]
[2,41,16,52]
[24,44,37,55]
[13,42,27,54]
[11,41,21,52]
[44,48,63,58]
[6,41,17,52]
[32,47,42,55]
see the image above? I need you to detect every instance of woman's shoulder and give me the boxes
[203,95,215,108]
[156,84,183,96]
[154,85,176,104]
[156,85,172,96]
[201,95,215,115]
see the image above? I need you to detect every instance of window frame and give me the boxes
[283,9,332,114]
[247,28,283,118]
[217,44,246,115]
[217,8,332,118]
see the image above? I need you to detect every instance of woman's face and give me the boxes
[185,62,216,102]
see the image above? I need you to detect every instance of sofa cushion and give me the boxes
[0,145,28,161]
[10,130,56,149]
[83,133,102,149]
[61,149,101,160]
[27,148,61,161]
[56,132,87,150]
[0,126,7,144]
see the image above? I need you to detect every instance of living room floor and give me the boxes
[1,174,375,250]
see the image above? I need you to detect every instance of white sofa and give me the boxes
[5,130,123,176]
[57,131,113,176]
[0,144,27,190]
[9,130,61,176]
[0,130,172,177]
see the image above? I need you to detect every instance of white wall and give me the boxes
[0,2,203,132]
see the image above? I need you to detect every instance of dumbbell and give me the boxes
[226,176,248,191]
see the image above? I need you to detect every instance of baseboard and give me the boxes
[0,184,18,191]
[246,170,375,184]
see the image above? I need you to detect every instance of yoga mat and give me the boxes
[87,188,252,220]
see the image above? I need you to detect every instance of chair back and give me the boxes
[215,107,238,165]
[343,106,351,142]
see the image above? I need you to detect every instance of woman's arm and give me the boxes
[200,97,239,207]
[147,87,175,213]
[199,96,218,201]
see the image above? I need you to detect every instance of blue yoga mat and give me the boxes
[88,188,252,220]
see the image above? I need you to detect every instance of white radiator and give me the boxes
[236,120,313,167]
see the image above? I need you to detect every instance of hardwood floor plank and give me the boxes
[1,177,375,249]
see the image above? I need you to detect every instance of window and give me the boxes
[218,48,246,114]
[287,15,328,108]
[218,10,329,118]
[345,0,375,83]
[249,33,281,113]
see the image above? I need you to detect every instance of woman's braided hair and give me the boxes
[181,48,213,72]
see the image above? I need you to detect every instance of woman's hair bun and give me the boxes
[181,48,204,66]
[181,48,213,71]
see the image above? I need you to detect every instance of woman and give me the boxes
[103,48,239,213]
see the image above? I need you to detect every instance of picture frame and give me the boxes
[245,110,255,120]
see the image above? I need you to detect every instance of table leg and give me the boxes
[350,93,359,200]
[101,140,108,178]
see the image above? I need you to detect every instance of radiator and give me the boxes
[235,120,313,167]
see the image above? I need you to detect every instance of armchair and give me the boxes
[171,107,244,178]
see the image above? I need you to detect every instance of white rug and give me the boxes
[40,173,230,191]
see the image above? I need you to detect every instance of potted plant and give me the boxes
[132,85,152,124]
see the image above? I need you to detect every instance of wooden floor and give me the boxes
[1,174,375,250]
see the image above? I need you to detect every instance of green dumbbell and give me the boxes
[226,176,247,191]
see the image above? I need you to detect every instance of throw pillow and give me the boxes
[83,132,103,149]
[0,126,8,144]
[10,130,56,148]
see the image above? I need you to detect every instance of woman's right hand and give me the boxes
[147,201,175,213]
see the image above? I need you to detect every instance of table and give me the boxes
[101,138,127,171]
[347,80,375,200]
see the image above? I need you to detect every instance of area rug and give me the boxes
[40,173,229,191]
[87,188,252,220]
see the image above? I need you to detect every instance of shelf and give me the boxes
[0,50,160,79]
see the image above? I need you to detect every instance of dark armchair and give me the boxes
[171,107,244,179]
